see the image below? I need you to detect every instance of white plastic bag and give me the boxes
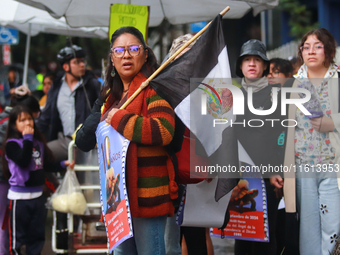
[50,169,87,215]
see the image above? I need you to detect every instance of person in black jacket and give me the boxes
[234,39,283,255]
[36,44,101,162]
[35,44,101,251]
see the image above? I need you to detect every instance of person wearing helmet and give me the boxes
[36,44,100,251]
[57,45,86,79]
[37,44,101,162]
[234,39,285,255]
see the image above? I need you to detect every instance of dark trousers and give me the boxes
[276,208,285,255]
[55,211,68,250]
[8,195,46,255]
[234,180,280,255]
[181,226,207,255]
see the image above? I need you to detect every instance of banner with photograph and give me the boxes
[96,121,133,252]
[211,175,269,242]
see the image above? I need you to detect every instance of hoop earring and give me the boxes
[111,67,116,77]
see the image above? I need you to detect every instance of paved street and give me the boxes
[212,236,235,255]
[43,210,235,254]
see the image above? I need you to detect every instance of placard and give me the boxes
[96,121,133,252]
[212,176,269,242]
[109,4,149,43]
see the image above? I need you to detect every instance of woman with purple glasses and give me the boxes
[75,27,177,255]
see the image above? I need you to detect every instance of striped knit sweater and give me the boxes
[103,72,178,218]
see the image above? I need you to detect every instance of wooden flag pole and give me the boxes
[120,6,230,110]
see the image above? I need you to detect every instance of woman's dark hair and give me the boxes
[8,67,18,75]
[102,27,159,106]
[298,28,337,68]
[2,106,54,179]
[10,95,40,113]
[43,73,55,83]
[269,58,293,78]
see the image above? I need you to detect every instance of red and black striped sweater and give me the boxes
[103,72,178,218]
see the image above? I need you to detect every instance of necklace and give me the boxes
[123,82,131,93]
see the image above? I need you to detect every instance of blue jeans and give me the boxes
[114,215,167,255]
[164,215,181,255]
[296,164,340,255]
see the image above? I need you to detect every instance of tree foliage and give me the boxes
[279,0,318,39]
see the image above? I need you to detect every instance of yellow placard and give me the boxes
[109,4,149,43]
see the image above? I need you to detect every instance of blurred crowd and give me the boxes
[0,25,339,255]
